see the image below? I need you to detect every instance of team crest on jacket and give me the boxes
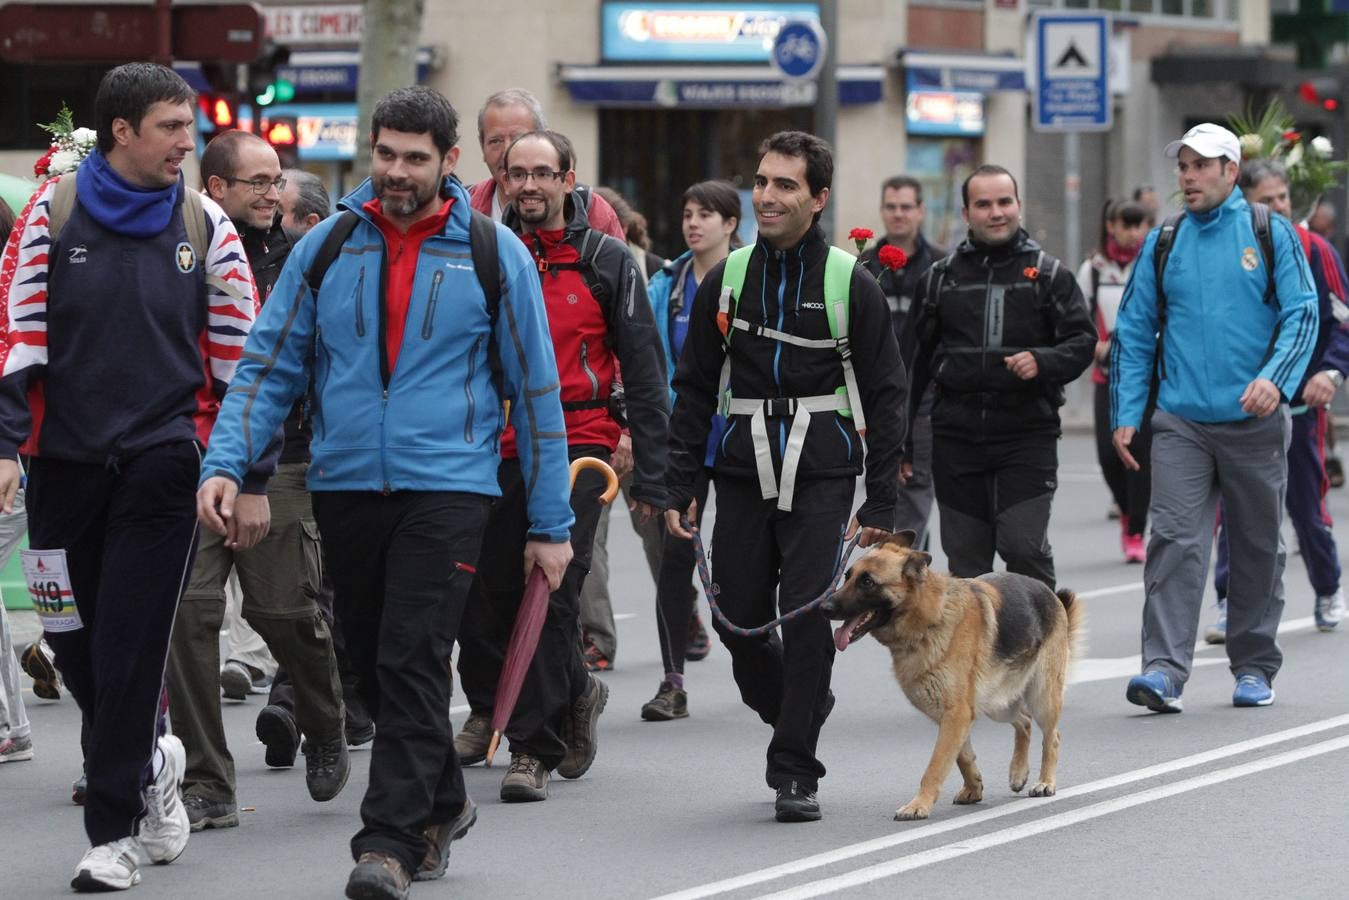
[1241,247,1259,272]
[175,241,197,274]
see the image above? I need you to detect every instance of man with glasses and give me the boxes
[454,130,668,802]
[167,129,349,834]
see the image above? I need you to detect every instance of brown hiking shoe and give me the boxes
[346,851,411,900]
[640,681,689,721]
[499,753,549,802]
[453,713,491,766]
[415,798,477,882]
[557,673,609,779]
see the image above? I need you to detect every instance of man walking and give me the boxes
[666,131,906,822]
[0,63,260,891]
[908,165,1095,588]
[197,87,575,899]
[1113,124,1317,712]
[860,175,941,543]
[167,129,348,833]
[454,130,668,802]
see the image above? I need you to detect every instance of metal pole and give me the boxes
[1064,131,1081,269]
[815,0,838,243]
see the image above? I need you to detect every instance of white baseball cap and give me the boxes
[1164,123,1241,161]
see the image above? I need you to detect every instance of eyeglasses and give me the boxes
[225,176,287,195]
[505,168,565,185]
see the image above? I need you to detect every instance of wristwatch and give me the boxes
[1322,370,1345,389]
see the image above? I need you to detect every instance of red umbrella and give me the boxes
[485,456,619,765]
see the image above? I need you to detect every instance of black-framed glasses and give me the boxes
[225,176,287,195]
[505,168,565,185]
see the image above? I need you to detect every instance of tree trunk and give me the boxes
[354,0,424,180]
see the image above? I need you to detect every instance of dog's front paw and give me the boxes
[1009,766,1029,793]
[1029,781,1056,797]
[953,782,983,805]
[894,800,931,821]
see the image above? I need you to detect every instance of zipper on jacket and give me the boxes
[311,325,329,441]
[464,335,482,443]
[353,269,366,337]
[579,341,601,400]
[421,269,444,339]
[380,388,390,495]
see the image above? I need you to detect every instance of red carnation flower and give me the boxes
[878,244,907,272]
[848,226,875,252]
[1283,129,1301,143]
[1024,266,1040,280]
[33,144,56,178]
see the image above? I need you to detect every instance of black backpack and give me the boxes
[1151,203,1275,381]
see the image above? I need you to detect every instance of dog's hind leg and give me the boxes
[953,736,984,805]
[1028,669,1066,797]
[896,702,974,821]
[1009,710,1032,793]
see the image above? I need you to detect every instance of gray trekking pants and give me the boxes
[1142,408,1290,686]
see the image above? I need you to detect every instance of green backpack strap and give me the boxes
[824,246,866,438]
[717,245,755,344]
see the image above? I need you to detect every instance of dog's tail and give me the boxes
[1056,589,1086,660]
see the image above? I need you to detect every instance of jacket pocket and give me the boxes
[464,335,483,443]
[578,340,601,400]
[353,269,367,337]
[421,269,444,339]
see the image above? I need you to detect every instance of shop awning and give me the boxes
[900,51,1026,93]
[557,64,884,108]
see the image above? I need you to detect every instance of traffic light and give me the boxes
[198,93,237,132]
[262,114,300,168]
[1299,78,1341,113]
[250,42,294,109]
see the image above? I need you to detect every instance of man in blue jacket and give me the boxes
[1111,123,1318,713]
[197,86,575,900]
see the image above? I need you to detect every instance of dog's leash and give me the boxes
[683,517,861,637]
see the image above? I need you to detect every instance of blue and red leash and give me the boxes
[682,517,862,637]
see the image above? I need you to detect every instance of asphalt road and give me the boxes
[5,432,1348,899]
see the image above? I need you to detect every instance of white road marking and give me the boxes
[1076,582,1144,599]
[761,735,1349,899]
[649,714,1349,900]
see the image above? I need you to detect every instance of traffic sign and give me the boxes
[1032,11,1111,133]
[770,18,826,82]
[0,2,264,64]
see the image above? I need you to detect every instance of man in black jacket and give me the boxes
[167,130,348,833]
[666,131,906,823]
[907,164,1094,588]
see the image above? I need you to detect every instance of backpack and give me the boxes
[48,174,209,262]
[1151,203,1275,381]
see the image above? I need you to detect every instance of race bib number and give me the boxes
[21,549,83,633]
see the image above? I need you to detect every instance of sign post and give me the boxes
[1031,11,1111,273]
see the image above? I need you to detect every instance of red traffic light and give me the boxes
[198,94,235,129]
[1326,98,1340,111]
[263,117,298,147]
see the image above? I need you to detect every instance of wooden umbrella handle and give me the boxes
[569,456,619,505]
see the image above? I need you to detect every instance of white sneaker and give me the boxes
[1315,588,1345,632]
[137,734,189,864]
[71,837,141,891]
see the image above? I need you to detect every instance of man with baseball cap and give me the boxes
[1110,122,1317,713]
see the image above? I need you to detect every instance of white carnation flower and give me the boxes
[1312,135,1333,158]
[1239,133,1264,158]
[1287,142,1305,167]
[48,148,83,175]
[70,127,97,148]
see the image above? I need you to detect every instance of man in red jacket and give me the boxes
[469,88,624,241]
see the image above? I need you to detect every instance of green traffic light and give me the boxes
[255,84,276,107]
[275,79,295,103]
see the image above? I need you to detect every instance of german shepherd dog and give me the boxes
[820,531,1083,821]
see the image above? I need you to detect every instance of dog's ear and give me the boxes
[901,550,933,580]
[884,530,918,549]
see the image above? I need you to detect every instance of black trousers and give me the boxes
[27,442,201,846]
[457,446,609,768]
[709,475,852,793]
[932,432,1058,588]
[1093,382,1153,537]
[655,467,711,678]
[312,490,489,873]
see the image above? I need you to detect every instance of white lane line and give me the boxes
[761,734,1349,899]
[1077,582,1143,599]
[649,714,1349,900]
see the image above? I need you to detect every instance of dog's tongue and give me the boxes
[834,617,860,652]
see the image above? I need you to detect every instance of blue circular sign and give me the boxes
[771,19,826,81]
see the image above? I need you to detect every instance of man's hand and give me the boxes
[1004,350,1039,381]
[845,515,889,548]
[1302,372,1338,409]
[1240,377,1281,418]
[524,539,573,591]
[627,498,660,524]
[899,461,913,484]
[1113,426,1140,472]
[664,498,699,539]
[228,493,271,550]
[1094,339,1111,364]
[611,433,634,480]
[0,459,20,515]
[197,476,240,537]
